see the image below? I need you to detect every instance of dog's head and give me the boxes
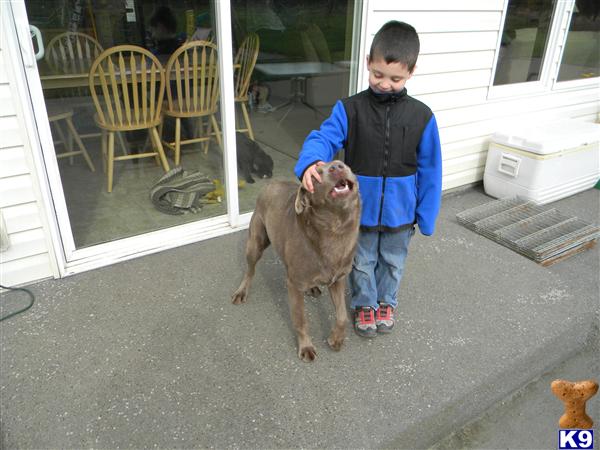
[295,160,359,214]
[253,150,274,179]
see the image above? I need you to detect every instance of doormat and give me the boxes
[456,197,599,266]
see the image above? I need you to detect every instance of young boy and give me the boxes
[294,21,442,338]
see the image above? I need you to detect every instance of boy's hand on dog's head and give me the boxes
[302,162,325,193]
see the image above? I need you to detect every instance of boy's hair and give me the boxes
[369,21,420,73]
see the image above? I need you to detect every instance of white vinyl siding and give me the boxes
[0,35,57,286]
[361,0,600,190]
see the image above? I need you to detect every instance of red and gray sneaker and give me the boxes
[375,303,395,333]
[354,307,377,338]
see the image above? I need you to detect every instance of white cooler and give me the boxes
[484,120,600,204]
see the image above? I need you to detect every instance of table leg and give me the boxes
[275,76,326,125]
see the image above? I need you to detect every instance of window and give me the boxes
[492,0,599,92]
[557,0,600,82]
[494,0,554,85]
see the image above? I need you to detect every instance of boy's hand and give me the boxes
[302,162,325,193]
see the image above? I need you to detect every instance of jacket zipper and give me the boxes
[378,104,392,225]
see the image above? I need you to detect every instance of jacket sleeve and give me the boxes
[415,114,442,236]
[293,100,348,179]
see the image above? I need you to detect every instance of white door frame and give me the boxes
[1,1,62,279]
[8,0,249,277]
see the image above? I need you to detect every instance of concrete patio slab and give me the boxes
[1,185,598,449]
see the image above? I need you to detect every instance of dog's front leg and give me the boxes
[232,215,269,304]
[287,280,317,362]
[327,276,348,351]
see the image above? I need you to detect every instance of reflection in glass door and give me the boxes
[25,0,228,249]
[230,0,359,213]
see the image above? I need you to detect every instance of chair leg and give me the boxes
[150,129,161,166]
[195,117,204,143]
[107,132,115,193]
[157,115,170,166]
[158,120,164,153]
[150,127,170,172]
[210,115,223,151]
[175,117,181,166]
[116,132,129,156]
[65,124,75,165]
[55,119,74,164]
[65,117,95,172]
[241,102,255,141]
[52,121,68,153]
[203,117,212,154]
[101,130,107,174]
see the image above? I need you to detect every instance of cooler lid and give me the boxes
[491,119,600,155]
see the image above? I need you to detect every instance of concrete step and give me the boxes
[431,334,599,449]
[0,186,598,449]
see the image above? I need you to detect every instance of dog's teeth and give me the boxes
[334,185,349,193]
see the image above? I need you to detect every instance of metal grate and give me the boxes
[457,197,599,265]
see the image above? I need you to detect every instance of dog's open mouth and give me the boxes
[330,179,354,198]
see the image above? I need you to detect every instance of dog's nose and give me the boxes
[328,162,345,173]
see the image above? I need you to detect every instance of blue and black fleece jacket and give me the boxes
[294,87,442,235]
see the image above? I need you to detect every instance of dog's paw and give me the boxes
[231,289,248,304]
[327,335,345,351]
[298,346,317,362]
[306,287,322,298]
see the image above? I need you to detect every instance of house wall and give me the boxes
[2,0,598,286]
[0,12,59,287]
[360,0,600,190]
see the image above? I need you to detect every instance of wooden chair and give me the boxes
[44,32,105,169]
[46,105,95,172]
[45,31,104,75]
[89,45,170,192]
[45,31,129,157]
[162,40,222,165]
[233,33,259,140]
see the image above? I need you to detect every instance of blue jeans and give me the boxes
[349,227,415,310]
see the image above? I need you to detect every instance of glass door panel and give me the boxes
[25,0,228,249]
[230,0,359,213]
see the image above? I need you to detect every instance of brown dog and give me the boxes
[232,160,360,362]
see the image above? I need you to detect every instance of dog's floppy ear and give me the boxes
[294,186,311,214]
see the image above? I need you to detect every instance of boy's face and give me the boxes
[367,56,413,94]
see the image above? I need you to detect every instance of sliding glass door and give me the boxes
[24,0,227,249]
[229,0,359,213]
[12,0,361,270]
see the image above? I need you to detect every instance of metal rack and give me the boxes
[457,197,599,265]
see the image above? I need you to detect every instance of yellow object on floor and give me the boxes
[203,179,247,204]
